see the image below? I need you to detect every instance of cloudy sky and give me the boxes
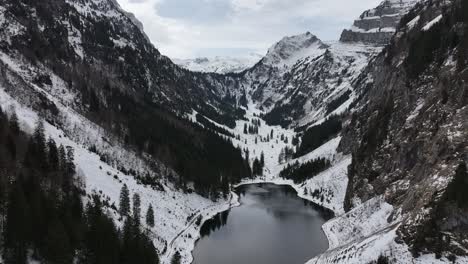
[116,0,382,59]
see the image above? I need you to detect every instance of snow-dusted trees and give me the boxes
[119,184,130,217]
[0,110,159,263]
[252,152,265,176]
[146,204,155,228]
[278,146,295,164]
[243,120,261,135]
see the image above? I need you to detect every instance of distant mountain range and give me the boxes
[173,53,263,74]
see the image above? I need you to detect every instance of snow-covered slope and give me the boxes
[0,52,234,264]
[237,34,381,127]
[174,53,262,74]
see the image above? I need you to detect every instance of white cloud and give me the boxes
[116,0,382,59]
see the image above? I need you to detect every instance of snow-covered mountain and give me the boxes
[1,0,467,263]
[173,53,263,74]
[232,32,380,128]
[225,1,419,129]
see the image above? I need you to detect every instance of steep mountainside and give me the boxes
[0,0,244,126]
[0,0,254,193]
[337,0,468,259]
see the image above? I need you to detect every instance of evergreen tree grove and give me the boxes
[0,112,160,264]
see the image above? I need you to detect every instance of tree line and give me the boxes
[280,158,331,184]
[294,116,342,158]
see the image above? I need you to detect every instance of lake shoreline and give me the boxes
[191,182,333,264]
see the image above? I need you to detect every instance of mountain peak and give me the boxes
[262,32,328,68]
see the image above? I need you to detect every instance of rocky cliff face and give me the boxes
[340,0,418,44]
[339,0,468,258]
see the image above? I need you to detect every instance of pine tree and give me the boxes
[66,147,76,175]
[119,184,130,217]
[278,148,285,164]
[34,120,47,160]
[58,144,67,171]
[260,152,265,168]
[63,147,76,193]
[243,123,247,134]
[146,204,155,228]
[9,111,19,134]
[48,138,59,171]
[171,251,181,264]
[133,193,141,225]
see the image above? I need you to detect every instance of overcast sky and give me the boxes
[116,0,382,59]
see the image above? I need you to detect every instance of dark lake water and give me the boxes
[192,183,332,264]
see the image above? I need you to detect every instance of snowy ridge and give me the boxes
[174,53,263,74]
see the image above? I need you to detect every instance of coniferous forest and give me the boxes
[280,158,331,184]
[295,116,342,158]
[0,106,159,264]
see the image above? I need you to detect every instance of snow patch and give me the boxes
[422,15,443,31]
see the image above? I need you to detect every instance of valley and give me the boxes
[0,0,467,264]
